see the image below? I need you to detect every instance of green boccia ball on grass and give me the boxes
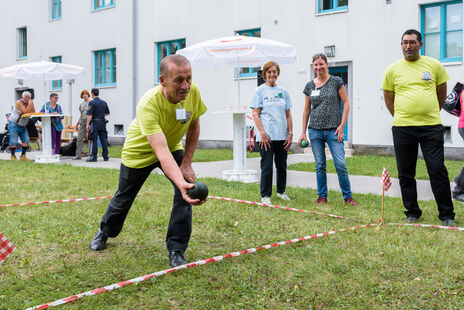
[187,181,209,201]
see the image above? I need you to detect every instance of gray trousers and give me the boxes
[75,121,87,156]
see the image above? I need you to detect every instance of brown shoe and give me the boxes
[20,155,33,162]
[316,197,327,204]
[10,155,17,160]
[344,198,359,206]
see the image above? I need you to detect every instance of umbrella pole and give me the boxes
[236,57,240,110]
[232,57,246,174]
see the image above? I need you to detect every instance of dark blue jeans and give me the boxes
[90,120,108,160]
[392,125,454,221]
[259,140,287,198]
[99,150,192,252]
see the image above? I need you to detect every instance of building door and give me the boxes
[329,66,348,141]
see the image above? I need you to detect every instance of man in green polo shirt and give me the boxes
[89,54,208,267]
[382,29,455,227]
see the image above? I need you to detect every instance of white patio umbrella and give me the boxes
[177,36,297,182]
[0,60,84,117]
[0,61,85,163]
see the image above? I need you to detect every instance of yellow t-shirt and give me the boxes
[121,83,207,168]
[382,56,449,126]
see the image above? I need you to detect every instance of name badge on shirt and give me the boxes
[176,108,186,120]
[311,90,320,96]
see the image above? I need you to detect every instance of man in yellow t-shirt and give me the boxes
[89,55,208,267]
[382,29,455,227]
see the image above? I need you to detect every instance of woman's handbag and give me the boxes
[443,82,463,117]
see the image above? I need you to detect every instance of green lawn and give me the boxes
[1,161,464,309]
[106,146,261,162]
[288,155,464,181]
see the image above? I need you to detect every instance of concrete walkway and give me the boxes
[1,150,451,201]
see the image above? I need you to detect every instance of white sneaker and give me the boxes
[277,192,291,201]
[261,197,271,204]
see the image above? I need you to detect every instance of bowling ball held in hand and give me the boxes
[301,139,308,148]
[187,181,209,201]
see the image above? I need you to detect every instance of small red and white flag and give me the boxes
[0,233,16,264]
[380,167,392,191]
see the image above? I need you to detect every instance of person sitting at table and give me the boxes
[40,93,64,155]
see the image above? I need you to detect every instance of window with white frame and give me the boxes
[318,0,348,13]
[156,39,186,83]
[422,1,463,62]
[94,0,115,10]
[235,29,261,78]
[17,27,27,59]
[94,49,116,87]
[51,0,62,20]
[50,56,62,90]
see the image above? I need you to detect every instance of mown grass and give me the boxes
[1,160,464,309]
[106,146,261,162]
[288,155,464,181]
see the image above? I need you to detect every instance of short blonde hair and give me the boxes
[262,61,280,81]
[80,89,90,99]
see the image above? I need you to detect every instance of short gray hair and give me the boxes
[22,91,31,98]
[159,54,191,78]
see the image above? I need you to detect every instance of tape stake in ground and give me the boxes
[208,195,344,219]
[27,224,375,309]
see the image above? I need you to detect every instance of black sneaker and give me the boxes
[89,230,108,251]
[86,157,97,162]
[405,216,418,224]
[169,250,187,267]
[442,219,456,227]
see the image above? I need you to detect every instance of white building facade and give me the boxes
[1,0,463,154]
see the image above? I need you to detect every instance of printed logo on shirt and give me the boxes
[263,94,285,104]
[422,71,432,81]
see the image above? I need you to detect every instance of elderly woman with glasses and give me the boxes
[299,53,358,206]
[250,61,293,205]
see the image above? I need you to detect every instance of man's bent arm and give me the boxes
[437,82,447,110]
[180,118,200,183]
[147,132,200,205]
[383,90,395,116]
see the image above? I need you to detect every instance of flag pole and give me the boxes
[380,184,385,225]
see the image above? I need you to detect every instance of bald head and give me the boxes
[159,54,191,79]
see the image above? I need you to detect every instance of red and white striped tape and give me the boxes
[27,224,375,309]
[387,222,464,231]
[24,221,464,309]
[0,193,344,219]
[208,195,344,219]
[0,193,152,208]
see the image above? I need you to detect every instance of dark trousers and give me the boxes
[392,125,454,221]
[90,120,108,160]
[453,128,464,196]
[51,126,61,155]
[259,140,287,197]
[100,150,192,252]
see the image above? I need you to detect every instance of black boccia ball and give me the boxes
[187,181,209,201]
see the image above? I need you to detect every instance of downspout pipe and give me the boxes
[131,0,137,120]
